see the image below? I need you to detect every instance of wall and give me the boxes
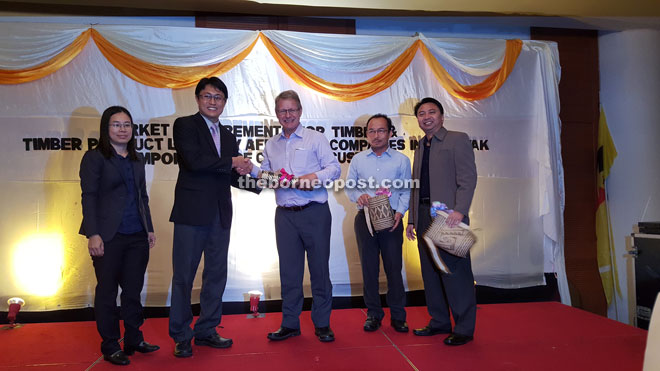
[599,29,660,323]
[0,15,194,26]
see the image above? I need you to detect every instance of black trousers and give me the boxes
[274,202,333,329]
[354,210,406,321]
[92,231,149,355]
[416,203,476,336]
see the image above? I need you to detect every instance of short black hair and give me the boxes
[365,113,394,132]
[98,106,138,161]
[195,77,228,100]
[414,97,444,116]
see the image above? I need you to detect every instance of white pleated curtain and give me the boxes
[0,23,567,311]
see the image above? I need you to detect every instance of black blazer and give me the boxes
[169,112,259,228]
[79,149,154,241]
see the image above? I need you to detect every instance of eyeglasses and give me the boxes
[198,94,226,102]
[367,128,389,135]
[109,123,132,130]
[276,108,300,116]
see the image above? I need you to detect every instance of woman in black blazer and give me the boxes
[79,106,159,365]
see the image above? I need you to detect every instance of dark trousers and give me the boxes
[354,210,406,321]
[275,202,333,329]
[169,211,231,342]
[92,231,149,356]
[416,203,476,336]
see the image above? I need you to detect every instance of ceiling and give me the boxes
[1,0,659,30]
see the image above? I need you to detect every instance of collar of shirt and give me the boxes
[200,113,220,132]
[366,147,393,158]
[425,126,448,145]
[277,123,304,141]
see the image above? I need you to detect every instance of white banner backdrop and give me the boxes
[0,26,565,311]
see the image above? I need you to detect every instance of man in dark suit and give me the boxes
[168,77,257,358]
[405,97,478,346]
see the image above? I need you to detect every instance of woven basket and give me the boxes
[423,210,476,258]
[366,194,395,231]
[258,170,282,189]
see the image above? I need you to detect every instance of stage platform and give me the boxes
[0,302,647,370]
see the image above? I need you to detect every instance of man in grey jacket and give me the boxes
[406,97,478,346]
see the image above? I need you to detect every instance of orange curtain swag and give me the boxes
[0,29,91,85]
[261,34,421,102]
[91,29,258,89]
[1,27,523,102]
[420,39,523,101]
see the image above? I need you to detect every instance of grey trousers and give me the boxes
[354,210,406,321]
[275,202,333,329]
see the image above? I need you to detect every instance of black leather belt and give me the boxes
[278,202,315,212]
[420,197,431,205]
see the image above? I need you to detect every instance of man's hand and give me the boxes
[88,234,104,257]
[390,212,403,232]
[446,211,464,228]
[296,173,319,191]
[148,232,156,249]
[243,160,254,175]
[232,156,252,175]
[406,225,416,241]
[357,194,370,207]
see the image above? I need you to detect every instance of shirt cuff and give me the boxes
[250,165,261,178]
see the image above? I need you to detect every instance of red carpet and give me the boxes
[0,302,647,370]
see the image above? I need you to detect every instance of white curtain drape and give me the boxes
[262,29,416,72]
[419,35,507,76]
[95,25,259,66]
[0,23,87,69]
[0,22,567,310]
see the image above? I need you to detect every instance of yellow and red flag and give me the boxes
[596,107,620,306]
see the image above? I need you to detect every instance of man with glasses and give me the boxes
[345,114,411,333]
[406,97,477,346]
[168,77,258,357]
[253,90,341,342]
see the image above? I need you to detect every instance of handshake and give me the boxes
[232,156,253,176]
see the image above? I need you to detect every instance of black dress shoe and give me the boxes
[173,339,192,358]
[124,341,160,355]
[314,327,335,342]
[104,350,130,365]
[267,326,301,341]
[363,317,382,332]
[194,333,233,348]
[413,325,451,336]
[390,320,409,333]
[443,333,474,346]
